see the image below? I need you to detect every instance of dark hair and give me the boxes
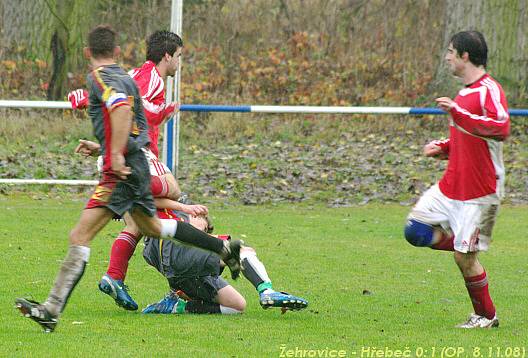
[450,31,488,67]
[88,25,118,58]
[146,30,183,64]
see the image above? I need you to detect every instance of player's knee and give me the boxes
[233,296,246,312]
[69,226,91,245]
[404,219,434,247]
[240,246,256,259]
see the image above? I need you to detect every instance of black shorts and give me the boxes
[168,276,229,303]
[86,145,155,217]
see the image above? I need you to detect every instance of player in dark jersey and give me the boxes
[69,31,187,311]
[141,208,308,315]
[15,25,242,333]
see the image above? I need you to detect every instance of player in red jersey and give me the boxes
[404,31,510,329]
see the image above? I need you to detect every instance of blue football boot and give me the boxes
[259,291,308,311]
[98,274,138,311]
[142,291,181,314]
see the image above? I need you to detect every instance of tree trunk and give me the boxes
[1,0,49,57]
[47,30,68,100]
[434,0,528,104]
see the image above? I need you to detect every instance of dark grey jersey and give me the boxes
[86,64,149,165]
[143,212,221,279]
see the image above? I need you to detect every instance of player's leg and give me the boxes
[130,147,242,278]
[240,246,308,311]
[143,277,245,314]
[130,208,243,279]
[150,173,181,201]
[452,204,498,329]
[16,207,114,332]
[144,148,181,200]
[104,213,141,282]
[215,284,246,313]
[404,221,454,251]
[98,213,142,310]
[173,278,245,314]
[162,173,181,201]
[405,185,454,251]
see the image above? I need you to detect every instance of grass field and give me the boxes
[0,195,527,357]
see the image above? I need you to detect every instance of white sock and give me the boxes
[76,245,91,261]
[220,305,242,315]
[160,219,178,238]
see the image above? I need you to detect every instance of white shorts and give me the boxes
[141,148,172,176]
[96,149,171,177]
[408,185,499,253]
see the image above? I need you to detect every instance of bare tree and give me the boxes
[434,0,528,103]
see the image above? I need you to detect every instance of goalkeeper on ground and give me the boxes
[141,204,308,315]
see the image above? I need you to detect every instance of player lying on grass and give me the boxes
[141,207,308,314]
[75,139,208,310]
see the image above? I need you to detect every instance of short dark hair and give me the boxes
[146,30,183,64]
[450,31,488,67]
[88,25,118,58]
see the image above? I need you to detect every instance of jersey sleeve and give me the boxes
[142,98,168,126]
[141,78,167,126]
[90,69,131,112]
[433,138,450,156]
[450,83,510,140]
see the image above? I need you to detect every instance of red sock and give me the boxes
[106,231,140,281]
[431,232,454,251]
[464,271,496,319]
[151,175,169,198]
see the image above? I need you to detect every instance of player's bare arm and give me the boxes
[154,197,208,216]
[75,139,101,157]
[423,140,448,160]
[435,97,455,111]
[110,105,133,179]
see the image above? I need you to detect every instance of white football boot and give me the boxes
[456,313,499,329]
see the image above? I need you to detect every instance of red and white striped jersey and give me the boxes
[438,73,510,203]
[129,61,167,158]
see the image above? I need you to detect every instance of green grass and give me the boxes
[0,195,527,357]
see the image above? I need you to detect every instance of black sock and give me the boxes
[185,300,221,314]
[241,258,264,289]
[174,221,224,254]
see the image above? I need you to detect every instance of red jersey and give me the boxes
[129,61,168,157]
[438,74,510,203]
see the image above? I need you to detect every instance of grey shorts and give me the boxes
[168,276,229,302]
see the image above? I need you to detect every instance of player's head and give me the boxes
[189,215,214,234]
[146,31,183,76]
[86,25,120,60]
[446,31,487,75]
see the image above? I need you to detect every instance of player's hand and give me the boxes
[111,152,131,179]
[435,97,455,112]
[162,102,179,120]
[68,89,89,110]
[75,139,100,157]
[180,203,209,216]
[423,140,448,159]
